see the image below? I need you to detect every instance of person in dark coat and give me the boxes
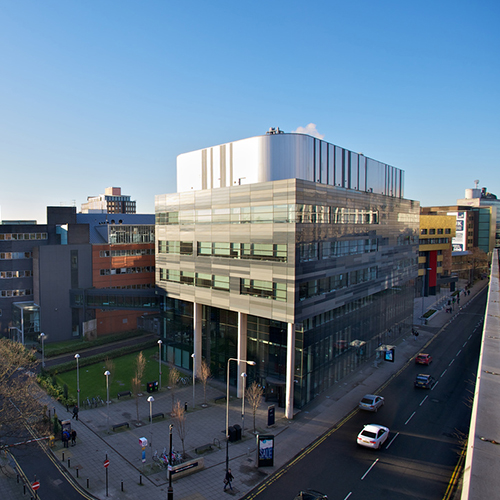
[71,430,77,446]
[62,430,70,448]
[72,405,79,420]
[224,468,234,491]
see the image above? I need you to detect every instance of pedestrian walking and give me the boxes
[224,468,234,491]
[62,430,70,448]
[71,430,77,446]
[72,404,79,420]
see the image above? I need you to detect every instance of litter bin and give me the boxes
[233,424,242,441]
[228,426,237,442]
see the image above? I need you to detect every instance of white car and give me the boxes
[359,394,385,412]
[357,424,390,449]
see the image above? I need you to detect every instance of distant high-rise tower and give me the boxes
[81,187,136,214]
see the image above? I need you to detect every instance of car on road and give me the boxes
[414,373,436,389]
[359,394,385,412]
[357,424,390,449]
[293,490,328,499]
[415,353,432,365]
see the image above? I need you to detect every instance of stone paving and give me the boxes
[0,279,488,500]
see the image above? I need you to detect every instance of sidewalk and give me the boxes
[1,279,488,500]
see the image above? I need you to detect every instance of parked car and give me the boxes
[357,424,390,449]
[359,394,385,412]
[293,490,328,499]
[415,353,432,365]
[414,374,436,389]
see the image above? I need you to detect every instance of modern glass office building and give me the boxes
[155,131,419,416]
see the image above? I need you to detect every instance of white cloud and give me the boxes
[291,123,324,139]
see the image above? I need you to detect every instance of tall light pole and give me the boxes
[421,268,431,325]
[168,423,173,500]
[104,370,111,433]
[40,333,46,368]
[147,395,154,458]
[75,353,81,409]
[226,358,256,473]
[157,339,163,390]
[241,372,247,436]
[191,353,196,409]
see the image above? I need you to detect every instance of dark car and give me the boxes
[414,374,435,389]
[293,490,328,500]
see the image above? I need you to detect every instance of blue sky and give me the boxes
[1,0,499,223]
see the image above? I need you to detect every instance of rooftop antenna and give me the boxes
[474,179,480,189]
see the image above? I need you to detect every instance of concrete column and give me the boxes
[193,303,202,377]
[285,322,296,420]
[237,312,248,397]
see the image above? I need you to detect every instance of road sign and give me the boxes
[104,459,110,468]
[32,481,40,490]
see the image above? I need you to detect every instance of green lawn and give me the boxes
[56,347,166,403]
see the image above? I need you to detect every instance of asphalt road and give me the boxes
[250,293,486,500]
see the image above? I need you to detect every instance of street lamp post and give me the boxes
[40,333,46,368]
[147,396,154,458]
[226,358,256,473]
[421,268,432,325]
[241,372,247,437]
[168,424,173,500]
[75,354,81,409]
[157,340,163,390]
[104,370,111,433]
[191,353,195,409]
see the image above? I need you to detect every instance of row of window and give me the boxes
[100,284,154,290]
[0,270,33,279]
[158,241,287,262]
[0,252,33,260]
[160,269,230,291]
[419,238,450,244]
[420,228,451,235]
[159,269,287,302]
[99,249,154,258]
[1,289,32,297]
[156,204,379,226]
[0,233,48,241]
[298,238,378,262]
[302,295,375,331]
[99,266,155,276]
[299,267,378,301]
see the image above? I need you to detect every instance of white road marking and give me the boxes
[405,412,416,425]
[457,349,462,356]
[432,380,439,390]
[385,432,399,449]
[361,459,379,480]
[463,342,467,347]
[420,395,428,406]
[468,334,472,339]
[441,369,447,378]
[343,493,352,500]
[449,359,455,367]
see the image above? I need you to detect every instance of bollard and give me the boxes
[184,401,188,412]
[62,452,65,461]
[17,474,19,483]
[68,458,71,468]
[76,468,79,478]
[87,478,89,489]
[121,481,124,491]
[23,484,26,494]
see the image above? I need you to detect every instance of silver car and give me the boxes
[359,394,385,412]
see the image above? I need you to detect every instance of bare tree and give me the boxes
[0,339,47,440]
[245,382,264,434]
[168,366,180,410]
[131,351,146,423]
[104,357,115,388]
[197,359,211,406]
[131,376,141,422]
[171,400,187,458]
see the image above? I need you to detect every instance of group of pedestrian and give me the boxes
[62,429,77,447]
